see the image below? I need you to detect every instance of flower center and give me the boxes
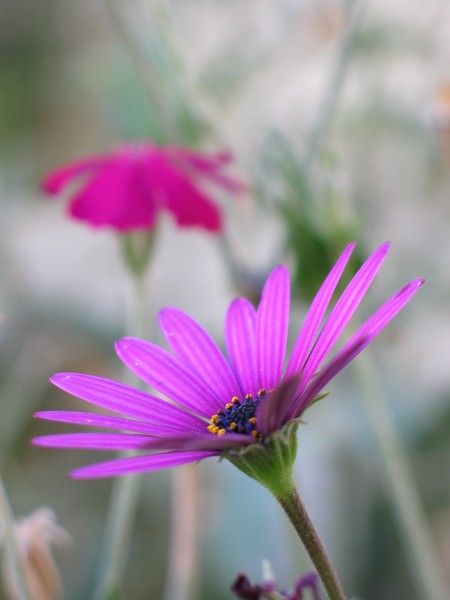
[207,389,266,440]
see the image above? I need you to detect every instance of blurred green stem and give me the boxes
[93,266,148,600]
[304,0,364,170]
[163,464,200,600]
[354,351,449,600]
[0,475,32,600]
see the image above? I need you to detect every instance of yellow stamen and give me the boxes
[217,428,226,436]
[229,422,237,431]
[249,417,257,426]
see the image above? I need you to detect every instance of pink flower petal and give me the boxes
[150,157,223,231]
[50,373,205,431]
[43,155,109,194]
[115,337,223,416]
[295,278,424,414]
[33,433,153,450]
[256,266,290,390]
[164,147,247,193]
[34,411,199,435]
[300,242,390,389]
[68,157,158,230]
[159,308,241,401]
[257,374,302,437]
[225,298,258,395]
[285,242,355,377]
[70,450,217,479]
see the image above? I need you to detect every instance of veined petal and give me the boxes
[257,375,302,437]
[32,433,153,450]
[301,242,390,388]
[294,278,424,415]
[33,411,198,435]
[225,298,258,395]
[70,450,217,479]
[115,338,223,416]
[256,266,290,390]
[286,242,355,377]
[126,431,256,452]
[50,373,205,431]
[159,308,241,400]
[43,155,109,194]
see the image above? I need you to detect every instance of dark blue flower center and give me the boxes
[207,389,266,439]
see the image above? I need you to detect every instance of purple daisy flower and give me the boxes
[33,242,423,480]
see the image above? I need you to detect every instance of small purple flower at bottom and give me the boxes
[33,242,422,480]
[231,566,321,599]
[43,142,246,232]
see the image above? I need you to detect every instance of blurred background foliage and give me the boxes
[1,0,450,599]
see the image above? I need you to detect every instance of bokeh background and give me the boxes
[1,0,450,599]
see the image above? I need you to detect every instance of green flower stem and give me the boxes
[276,485,347,600]
[94,249,150,600]
[92,470,141,600]
[163,464,200,600]
[0,474,32,600]
[228,420,346,600]
[354,351,449,600]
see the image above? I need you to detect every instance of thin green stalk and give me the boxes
[0,475,32,600]
[163,464,200,600]
[93,269,148,600]
[276,485,347,600]
[354,351,449,600]
[303,0,364,171]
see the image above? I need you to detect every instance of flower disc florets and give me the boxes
[208,390,266,440]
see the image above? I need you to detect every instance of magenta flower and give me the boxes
[43,142,245,232]
[33,242,422,480]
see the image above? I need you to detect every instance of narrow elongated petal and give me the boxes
[286,242,355,377]
[115,338,222,415]
[256,266,290,390]
[225,298,258,395]
[294,278,424,415]
[300,242,390,388]
[33,433,153,450]
[159,308,241,400]
[120,431,256,452]
[33,411,198,435]
[70,451,218,479]
[50,373,205,431]
[257,375,302,436]
[168,147,247,193]
[43,155,108,194]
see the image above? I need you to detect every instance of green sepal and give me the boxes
[121,231,156,276]
[224,419,300,498]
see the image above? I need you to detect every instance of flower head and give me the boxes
[231,564,321,600]
[0,508,70,600]
[33,242,423,480]
[43,142,245,232]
